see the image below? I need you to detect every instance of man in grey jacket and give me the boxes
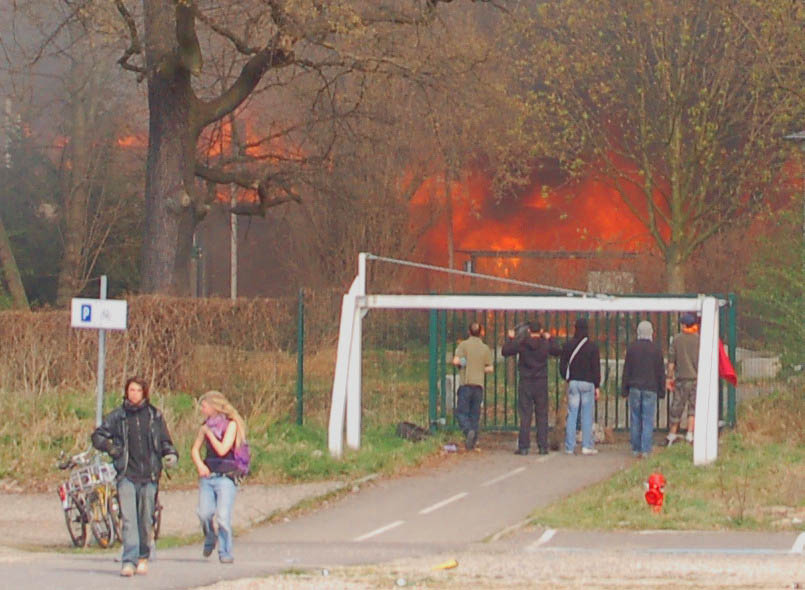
[622,320,665,457]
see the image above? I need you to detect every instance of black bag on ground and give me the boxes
[396,421,429,442]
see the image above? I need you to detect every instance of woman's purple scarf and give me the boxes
[206,414,229,440]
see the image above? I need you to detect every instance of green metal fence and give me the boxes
[425,295,738,433]
[295,291,737,432]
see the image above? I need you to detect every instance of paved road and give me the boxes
[1,443,801,590]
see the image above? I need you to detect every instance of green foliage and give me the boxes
[741,206,805,367]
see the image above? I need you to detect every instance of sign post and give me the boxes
[70,276,128,426]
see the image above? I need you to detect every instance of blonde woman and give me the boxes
[191,391,246,564]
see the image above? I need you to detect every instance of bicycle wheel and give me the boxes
[89,491,114,548]
[108,491,122,544]
[152,502,162,541]
[64,496,88,548]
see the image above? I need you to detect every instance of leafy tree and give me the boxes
[503,0,804,291]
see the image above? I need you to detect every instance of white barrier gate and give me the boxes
[329,253,723,466]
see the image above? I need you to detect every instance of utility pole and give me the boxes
[229,116,240,300]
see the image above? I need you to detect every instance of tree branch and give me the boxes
[196,34,295,130]
[114,0,146,80]
[175,0,203,74]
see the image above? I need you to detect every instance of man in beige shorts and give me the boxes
[666,313,700,445]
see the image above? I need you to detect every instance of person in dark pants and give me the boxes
[502,321,562,455]
[92,377,178,577]
[622,320,665,457]
[452,322,493,451]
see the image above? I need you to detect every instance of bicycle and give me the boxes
[57,449,121,548]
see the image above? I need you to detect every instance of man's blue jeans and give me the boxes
[198,474,237,560]
[629,388,657,454]
[117,477,157,566]
[565,380,596,452]
[455,385,483,436]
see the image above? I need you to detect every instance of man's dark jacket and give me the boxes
[501,333,562,380]
[92,401,178,482]
[559,336,601,387]
[621,339,666,398]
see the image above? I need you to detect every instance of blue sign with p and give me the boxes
[81,304,92,322]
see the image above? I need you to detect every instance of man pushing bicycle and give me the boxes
[92,376,178,577]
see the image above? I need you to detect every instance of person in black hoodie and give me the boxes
[502,321,562,455]
[559,317,601,455]
[621,320,665,457]
[92,377,178,577]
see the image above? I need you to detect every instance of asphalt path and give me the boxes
[1,443,801,590]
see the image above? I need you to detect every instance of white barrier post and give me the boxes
[694,296,720,466]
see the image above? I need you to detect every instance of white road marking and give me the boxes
[419,492,469,515]
[353,520,405,542]
[525,528,557,552]
[791,532,805,554]
[481,467,526,487]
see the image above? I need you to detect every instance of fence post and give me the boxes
[296,288,304,425]
[428,309,438,432]
[727,293,737,427]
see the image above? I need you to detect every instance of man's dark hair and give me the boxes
[123,376,150,399]
[528,321,541,333]
[469,322,481,337]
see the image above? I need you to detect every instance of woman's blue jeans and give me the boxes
[629,388,657,454]
[198,474,237,560]
[565,380,596,452]
[117,477,157,566]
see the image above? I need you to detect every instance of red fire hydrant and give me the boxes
[644,472,666,513]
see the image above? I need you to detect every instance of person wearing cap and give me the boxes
[92,376,178,577]
[666,313,700,445]
[452,322,494,451]
[502,321,562,455]
[559,317,601,455]
[622,320,665,457]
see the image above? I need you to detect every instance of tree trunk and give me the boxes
[173,207,198,296]
[55,83,92,306]
[140,65,196,293]
[0,214,29,309]
[665,256,686,293]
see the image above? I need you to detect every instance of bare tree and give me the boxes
[100,0,501,294]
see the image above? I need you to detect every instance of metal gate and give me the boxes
[427,294,737,432]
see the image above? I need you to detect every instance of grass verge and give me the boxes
[530,389,805,531]
[0,385,445,492]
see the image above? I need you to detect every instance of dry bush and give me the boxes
[736,386,805,446]
[0,296,300,401]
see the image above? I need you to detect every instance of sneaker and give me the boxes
[564,449,575,455]
[203,545,214,558]
[685,431,694,443]
[219,556,234,564]
[666,434,679,447]
[581,447,599,455]
[135,559,148,575]
[514,448,529,455]
[465,429,477,451]
[538,448,549,456]
[120,563,136,577]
